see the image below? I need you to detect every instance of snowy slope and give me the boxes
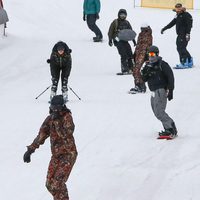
[1,0,200,200]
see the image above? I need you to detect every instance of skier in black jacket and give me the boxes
[161,3,193,68]
[141,45,177,138]
[47,41,72,103]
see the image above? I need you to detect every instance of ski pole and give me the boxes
[68,85,81,100]
[35,85,51,99]
[3,24,6,36]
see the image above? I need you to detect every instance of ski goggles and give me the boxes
[148,52,156,57]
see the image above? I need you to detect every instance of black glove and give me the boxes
[108,39,113,47]
[167,89,173,101]
[161,28,166,34]
[83,13,86,21]
[23,148,33,163]
[186,34,190,41]
[132,39,136,46]
[47,59,51,63]
[96,13,99,19]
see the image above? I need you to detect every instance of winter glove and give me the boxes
[96,13,99,20]
[132,39,136,46]
[167,89,173,101]
[23,148,34,163]
[108,39,113,47]
[83,13,86,21]
[186,34,190,41]
[161,28,166,34]
[141,64,155,81]
[47,59,51,63]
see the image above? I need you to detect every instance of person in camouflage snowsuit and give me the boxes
[129,24,152,94]
[23,95,78,200]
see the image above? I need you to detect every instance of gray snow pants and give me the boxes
[151,88,174,129]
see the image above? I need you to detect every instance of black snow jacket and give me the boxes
[108,18,133,40]
[141,57,174,91]
[163,10,193,36]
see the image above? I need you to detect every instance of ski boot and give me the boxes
[62,85,68,103]
[62,91,68,103]
[49,90,56,103]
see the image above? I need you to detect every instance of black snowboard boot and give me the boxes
[93,36,102,42]
[129,83,146,94]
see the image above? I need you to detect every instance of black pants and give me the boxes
[114,40,133,72]
[86,14,103,39]
[176,35,191,63]
[50,65,71,92]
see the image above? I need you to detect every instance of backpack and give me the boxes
[117,29,137,41]
[114,19,137,41]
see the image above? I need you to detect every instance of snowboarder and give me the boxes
[161,3,193,69]
[47,41,72,103]
[129,23,152,94]
[141,45,177,138]
[108,9,136,75]
[23,95,78,200]
[83,0,103,42]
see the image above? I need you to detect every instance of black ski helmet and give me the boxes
[148,45,159,56]
[118,9,127,18]
[51,95,64,106]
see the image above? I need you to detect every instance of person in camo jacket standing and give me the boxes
[129,23,153,94]
[23,95,78,200]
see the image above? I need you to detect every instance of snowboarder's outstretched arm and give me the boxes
[28,116,51,152]
[23,116,51,163]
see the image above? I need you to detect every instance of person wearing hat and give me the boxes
[108,9,136,75]
[129,23,153,94]
[47,41,72,103]
[83,0,103,42]
[161,3,193,68]
[23,95,78,200]
[141,46,177,138]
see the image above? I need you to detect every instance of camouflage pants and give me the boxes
[46,153,77,200]
[133,53,146,84]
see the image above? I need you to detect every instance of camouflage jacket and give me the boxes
[28,110,77,158]
[134,27,153,61]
